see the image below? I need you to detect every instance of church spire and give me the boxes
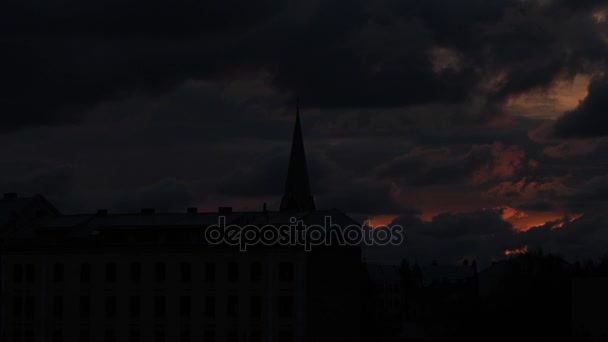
[280,99,315,212]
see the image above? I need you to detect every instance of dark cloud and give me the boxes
[1,163,76,196]
[366,208,608,269]
[114,177,201,212]
[557,0,608,12]
[523,212,608,261]
[3,0,607,132]
[554,74,608,138]
[1,0,608,266]
[365,208,520,268]
[517,200,555,212]
[564,174,608,213]
[374,142,538,188]
[0,0,284,36]
[315,178,404,216]
[216,155,287,197]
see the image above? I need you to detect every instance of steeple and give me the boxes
[280,99,315,212]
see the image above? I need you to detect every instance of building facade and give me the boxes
[0,110,363,342]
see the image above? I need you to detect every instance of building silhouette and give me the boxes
[0,109,363,342]
[280,101,315,213]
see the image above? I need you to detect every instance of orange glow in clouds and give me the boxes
[497,205,580,232]
[549,213,584,229]
[367,215,400,227]
[593,9,607,23]
[505,245,528,256]
[504,74,590,119]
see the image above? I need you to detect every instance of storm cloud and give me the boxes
[1,0,608,266]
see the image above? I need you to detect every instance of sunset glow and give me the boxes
[593,10,607,23]
[367,215,400,227]
[505,245,528,256]
[504,74,590,119]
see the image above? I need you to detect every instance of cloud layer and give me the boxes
[1,0,608,265]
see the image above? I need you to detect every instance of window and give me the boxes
[227,296,239,317]
[180,296,191,317]
[53,263,64,282]
[154,331,165,342]
[14,264,23,282]
[228,262,238,282]
[204,330,215,342]
[154,296,166,317]
[13,330,22,342]
[250,331,261,342]
[106,296,116,317]
[13,296,22,316]
[105,263,116,282]
[80,296,90,317]
[204,296,215,318]
[25,264,34,282]
[204,262,215,282]
[130,263,141,282]
[130,330,140,342]
[53,295,63,317]
[279,331,292,342]
[250,296,261,318]
[278,262,293,282]
[24,329,34,342]
[180,262,191,282]
[250,262,262,282]
[278,296,293,317]
[130,296,140,317]
[155,262,166,282]
[179,330,190,342]
[79,330,90,342]
[52,330,62,342]
[25,296,34,318]
[104,330,116,342]
[80,263,91,282]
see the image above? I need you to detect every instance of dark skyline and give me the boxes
[2,0,608,266]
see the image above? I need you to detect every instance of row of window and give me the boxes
[12,295,294,319]
[12,261,294,283]
[13,328,294,342]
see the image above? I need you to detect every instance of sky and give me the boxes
[2,0,608,267]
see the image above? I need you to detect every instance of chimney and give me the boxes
[97,209,108,216]
[3,193,17,200]
[141,208,155,214]
[218,207,232,213]
[187,207,198,214]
